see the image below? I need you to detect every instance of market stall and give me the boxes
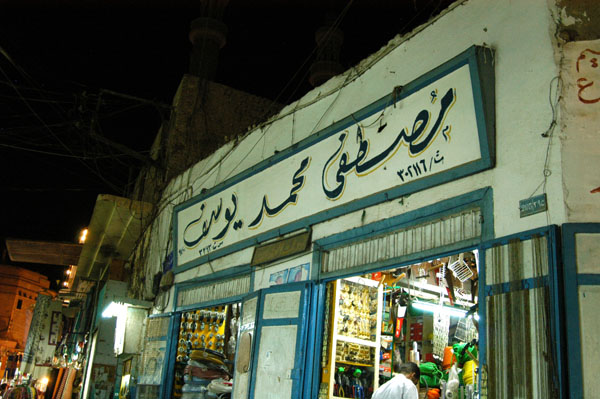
[319,251,479,399]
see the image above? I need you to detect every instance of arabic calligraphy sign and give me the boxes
[174,46,495,270]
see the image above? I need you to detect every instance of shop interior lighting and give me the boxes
[412,301,468,318]
[102,301,127,318]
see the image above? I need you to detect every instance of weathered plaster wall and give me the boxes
[557,0,600,42]
[145,0,566,294]
[559,39,600,221]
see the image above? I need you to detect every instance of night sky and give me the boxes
[0,0,453,287]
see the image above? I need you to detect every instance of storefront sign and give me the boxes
[174,46,494,269]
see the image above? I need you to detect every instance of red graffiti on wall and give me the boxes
[576,49,600,104]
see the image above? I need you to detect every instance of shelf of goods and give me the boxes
[328,276,383,399]
[173,304,238,399]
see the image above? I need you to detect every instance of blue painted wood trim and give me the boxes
[176,294,248,313]
[480,225,565,398]
[161,312,181,399]
[173,45,495,274]
[577,274,600,285]
[176,264,251,287]
[319,240,483,282]
[316,187,492,251]
[315,188,492,281]
[308,283,327,399]
[478,242,487,387]
[249,282,312,399]
[173,266,251,311]
[547,226,567,399]
[480,225,554,249]
[561,223,600,399]
[483,276,549,296]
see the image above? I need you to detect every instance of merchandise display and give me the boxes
[320,251,480,399]
[172,303,240,399]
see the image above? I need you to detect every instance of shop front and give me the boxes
[310,211,564,399]
[131,1,600,397]
[137,40,563,398]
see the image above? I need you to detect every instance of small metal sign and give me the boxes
[519,194,547,218]
[251,230,311,267]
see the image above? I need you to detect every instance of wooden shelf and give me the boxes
[328,277,383,398]
[335,359,374,368]
[336,334,377,347]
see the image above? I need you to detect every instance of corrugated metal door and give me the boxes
[480,227,564,398]
[562,223,600,399]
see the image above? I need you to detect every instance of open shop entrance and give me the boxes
[320,250,480,399]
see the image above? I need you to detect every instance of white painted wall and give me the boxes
[560,39,600,222]
[143,0,567,282]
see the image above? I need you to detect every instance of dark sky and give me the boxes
[0,0,453,286]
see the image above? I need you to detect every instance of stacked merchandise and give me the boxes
[175,305,239,399]
[181,350,232,399]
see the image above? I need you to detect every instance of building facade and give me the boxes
[0,265,54,382]
[76,0,600,398]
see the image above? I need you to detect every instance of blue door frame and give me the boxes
[161,312,181,399]
[248,281,313,399]
[562,223,600,398]
[478,225,565,398]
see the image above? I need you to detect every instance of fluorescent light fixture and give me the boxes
[102,301,126,318]
[412,301,468,318]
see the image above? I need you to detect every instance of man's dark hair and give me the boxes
[395,361,420,379]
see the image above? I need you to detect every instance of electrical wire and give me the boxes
[0,142,131,159]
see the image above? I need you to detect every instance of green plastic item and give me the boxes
[419,362,443,388]
[452,342,478,366]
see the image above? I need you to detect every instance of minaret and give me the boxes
[308,17,344,87]
[189,0,229,80]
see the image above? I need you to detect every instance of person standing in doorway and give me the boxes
[372,362,420,399]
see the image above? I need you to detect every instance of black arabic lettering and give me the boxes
[183,198,222,248]
[249,156,311,229]
[397,151,445,183]
[322,88,456,200]
[212,194,238,241]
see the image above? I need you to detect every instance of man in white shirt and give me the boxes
[372,362,420,399]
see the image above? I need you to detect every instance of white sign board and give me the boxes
[175,46,494,269]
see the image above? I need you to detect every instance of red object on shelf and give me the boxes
[372,272,382,281]
[395,318,404,339]
[425,353,435,362]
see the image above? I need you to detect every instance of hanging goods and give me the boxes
[445,365,460,399]
[433,311,450,359]
[462,360,476,385]
[448,254,473,282]
[442,346,456,371]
